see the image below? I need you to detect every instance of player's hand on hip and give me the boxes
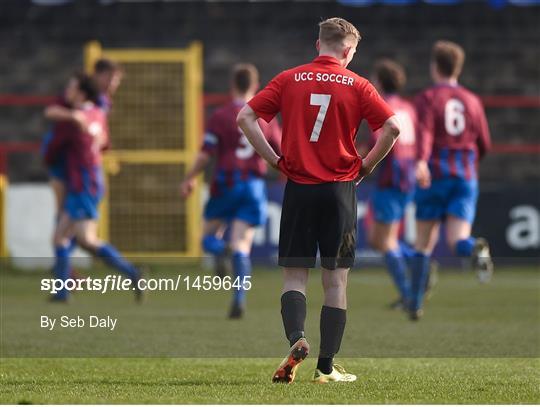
[179,178,196,199]
[355,159,373,185]
[273,156,284,172]
[354,176,364,186]
[415,160,431,188]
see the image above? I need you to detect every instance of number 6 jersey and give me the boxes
[248,55,394,184]
[415,83,491,180]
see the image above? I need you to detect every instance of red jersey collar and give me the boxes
[313,55,342,66]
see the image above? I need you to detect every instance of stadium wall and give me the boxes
[0,1,539,184]
[5,183,92,269]
[5,180,539,267]
[249,181,540,264]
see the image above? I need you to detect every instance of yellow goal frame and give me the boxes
[84,41,203,258]
[0,174,7,257]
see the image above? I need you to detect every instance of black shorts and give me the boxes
[278,180,357,270]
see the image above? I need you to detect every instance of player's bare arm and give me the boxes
[236,104,280,169]
[179,151,210,198]
[358,115,400,182]
[415,159,431,188]
[44,105,88,131]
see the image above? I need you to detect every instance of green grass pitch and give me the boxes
[1,263,539,404]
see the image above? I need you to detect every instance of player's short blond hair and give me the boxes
[432,40,465,78]
[318,17,361,49]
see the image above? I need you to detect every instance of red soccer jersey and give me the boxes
[371,94,417,191]
[415,83,491,180]
[248,55,394,184]
[202,100,282,179]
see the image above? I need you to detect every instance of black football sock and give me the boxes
[318,305,346,374]
[316,357,333,375]
[280,290,307,347]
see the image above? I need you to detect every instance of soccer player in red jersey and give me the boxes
[180,64,281,319]
[45,73,141,302]
[237,18,401,383]
[365,59,419,310]
[410,41,493,320]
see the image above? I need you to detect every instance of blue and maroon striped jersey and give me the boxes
[97,93,112,114]
[371,94,417,192]
[45,104,109,194]
[202,100,281,184]
[415,83,491,180]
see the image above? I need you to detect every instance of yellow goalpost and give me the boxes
[0,174,6,257]
[84,41,203,259]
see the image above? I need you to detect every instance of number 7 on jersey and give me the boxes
[309,93,331,142]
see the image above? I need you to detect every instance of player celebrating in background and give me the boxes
[367,59,418,310]
[43,58,122,218]
[410,41,493,320]
[238,18,400,383]
[43,58,123,280]
[45,73,141,302]
[180,64,281,319]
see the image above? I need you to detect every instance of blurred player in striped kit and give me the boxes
[43,59,122,220]
[44,72,141,302]
[410,41,494,320]
[366,59,421,311]
[42,59,122,277]
[180,64,281,319]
